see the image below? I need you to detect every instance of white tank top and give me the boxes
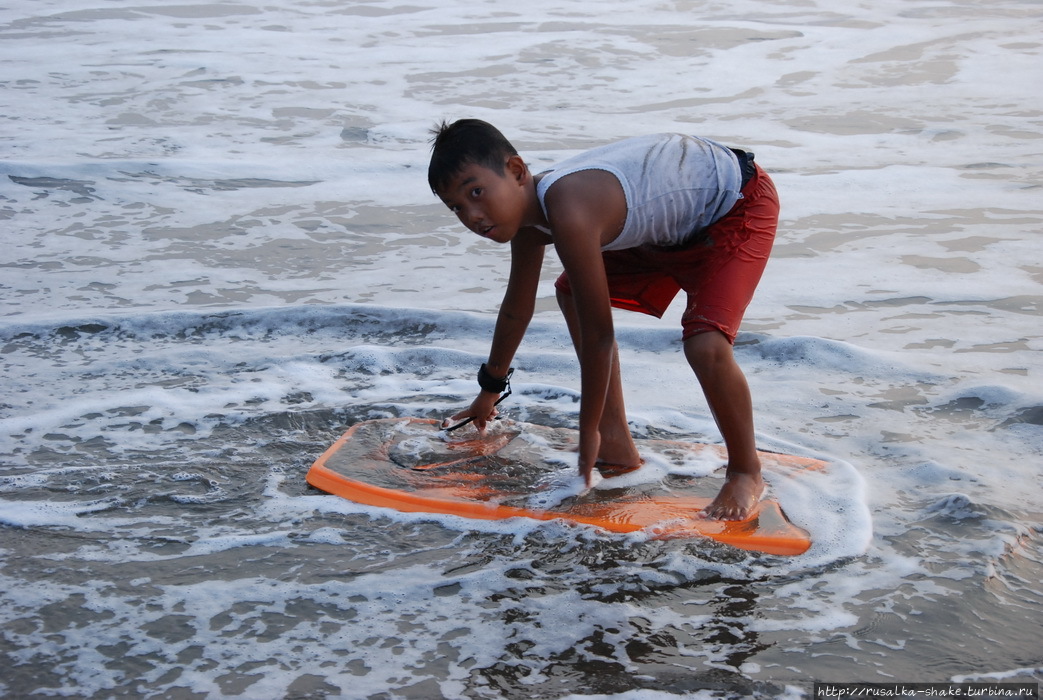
[535,134,743,251]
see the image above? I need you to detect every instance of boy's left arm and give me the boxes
[543,174,625,483]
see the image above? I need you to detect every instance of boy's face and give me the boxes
[436,158,529,244]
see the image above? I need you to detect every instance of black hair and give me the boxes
[427,119,519,194]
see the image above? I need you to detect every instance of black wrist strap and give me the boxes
[478,364,513,394]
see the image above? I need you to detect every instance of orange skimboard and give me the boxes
[307,417,823,555]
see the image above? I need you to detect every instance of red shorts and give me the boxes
[555,164,779,343]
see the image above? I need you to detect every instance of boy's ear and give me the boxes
[506,154,529,183]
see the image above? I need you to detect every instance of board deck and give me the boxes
[307,417,824,555]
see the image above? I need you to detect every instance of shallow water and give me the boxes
[1,0,1041,698]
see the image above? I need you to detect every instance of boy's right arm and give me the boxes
[449,229,547,430]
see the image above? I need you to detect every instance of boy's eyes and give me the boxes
[443,184,483,213]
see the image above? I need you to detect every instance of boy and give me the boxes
[428,119,779,521]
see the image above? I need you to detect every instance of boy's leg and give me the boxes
[556,287,641,469]
[679,165,779,520]
[684,330,763,520]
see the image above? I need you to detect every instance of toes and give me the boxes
[700,501,752,522]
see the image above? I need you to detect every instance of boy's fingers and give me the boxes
[579,461,593,487]
[443,401,499,432]
[441,411,466,428]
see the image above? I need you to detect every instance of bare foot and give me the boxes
[597,431,641,470]
[700,471,764,521]
[572,431,642,477]
[595,459,643,478]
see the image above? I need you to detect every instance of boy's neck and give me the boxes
[522,174,550,230]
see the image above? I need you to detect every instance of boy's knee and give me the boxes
[684,330,734,370]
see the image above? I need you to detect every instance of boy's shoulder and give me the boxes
[537,167,628,243]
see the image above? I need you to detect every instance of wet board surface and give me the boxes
[307,417,826,555]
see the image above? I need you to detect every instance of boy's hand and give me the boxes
[577,430,601,488]
[445,391,501,433]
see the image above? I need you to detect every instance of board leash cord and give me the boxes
[442,368,514,433]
